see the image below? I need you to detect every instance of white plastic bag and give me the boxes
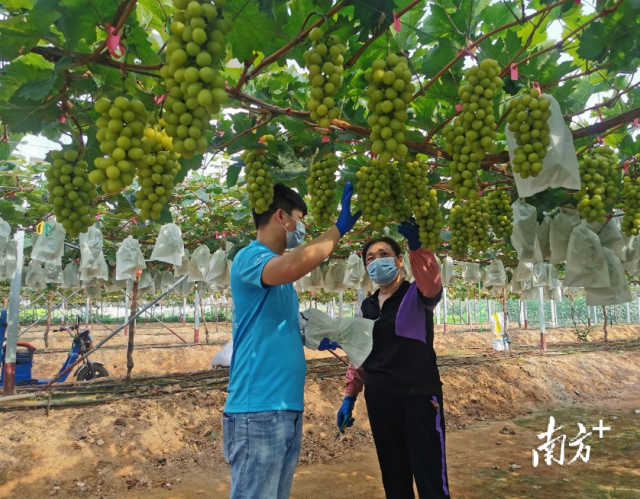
[160,270,178,293]
[462,262,482,283]
[547,264,560,290]
[62,262,80,289]
[564,222,610,288]
[520,279,537,300]
[587,220,625,261]
[532,262,548,287]
[84,284,103,300]
[514,261,533,281]
[325,260,347,292]
[301,308,374,368]
[510,278,522,293]
[25,261,46,290]
[206,248,228,286]
[188,245,210,282]
[43,263,63,284]
[210,339,234,368]
[150,223,184,266]
[511,199,543,263]
[343,253,365,289]
[0,240,18,281]
[302,266,325,292]
[585,248,632,306]
[490,312,509,351]
[549,208,581,264]
[0,217,10,266]
[175,277,194,296]
[537,214,551,261]
[485,259,507,287]
[507,94,580,198]
[79,227,109,282]
[359,270,376,293]
[30,220,65,264]
[132,271,155,295]
[174,249,190,277]
[551,286,563,302]
[441,257,455,286]
[116,236,146,281]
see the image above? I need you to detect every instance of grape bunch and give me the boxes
[307,153,339,225]
[573,146,620,223]
[386,162,412,223]
[365,54,414,164]
[355,158,390,231]
[241,135,274,214]
[486,190,513,239]
[93,96,149,194]
[400,156,443,250]
[160,0,232,158]
[506,88,552,178]
[133,121,182,220]
[46,149,97,237]
[442,59,502,200]
[463,198,491,252]
[448,204,469,258]
[304,27,346,129]
[621,176,640,236]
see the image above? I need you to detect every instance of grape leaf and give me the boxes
[17,71,58,101]
[3,0,37,10]
[0,53,53,101]
[0,8,61,61]
[175,154,204,185]
[0,96,61,134]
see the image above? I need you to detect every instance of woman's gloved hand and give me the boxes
[398,217,422,251]
[318,337,338,351]
[336,395,356,432]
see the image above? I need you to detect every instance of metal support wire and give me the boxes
[18,289,81,337]
[21,293,46,312]
[54,293,116,334]
[120,291,188,344]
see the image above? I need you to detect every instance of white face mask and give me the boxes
[281,211,305,249]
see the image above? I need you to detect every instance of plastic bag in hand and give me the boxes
[462,262,481,283]
[210,339,234,368]
[205,248,228,286]
[343,252,365,289]
[0,217,10,266]
[485,259,507,287]
[441,256,455,286]
[301,308,374,368]
[150,223,184,266]
[537,214,552,261]
[585,248,631,306]
[506,94,580,198]
[62,262,80,289]
[31,220,65,264]
[188,245,210,282]
[511,199,543,263]
[25,261,47,291]
[564,222,610,288]
[549,208,581,264]
[116,236,146,281]
[0,240,18,281]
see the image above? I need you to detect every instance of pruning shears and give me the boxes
[35,221,52,236]
[334,412,353,442]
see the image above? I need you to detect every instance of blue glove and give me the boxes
[398,218,422,251]
[318,337,338,351]
[337,395,356,432]
[336,182,362,237]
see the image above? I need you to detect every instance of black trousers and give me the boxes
[364,384,450,499]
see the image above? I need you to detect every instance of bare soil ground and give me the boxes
[1,324,639,498]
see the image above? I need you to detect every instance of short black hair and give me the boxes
[362,237,402,264]
[252,183,308,230]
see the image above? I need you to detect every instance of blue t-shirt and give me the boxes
[225,241,306,413]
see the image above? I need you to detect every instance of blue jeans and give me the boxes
[223,410,302,499]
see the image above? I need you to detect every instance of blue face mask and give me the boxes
[281,211,306,249]
[367,256,399,286]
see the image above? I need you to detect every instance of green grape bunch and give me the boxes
[486,190,513,239]
[573,146,620,223]
[448,204,469,258]
[506,88,552,178]
[241,134,275,214]
[442,59,503,200]
[463,197,491,253]
[365,53,415,165]
[133,121,182,220]
[307,152,339,226]
[93,96,149,195]
[356,158,391,231]
[46,149,98,237]
[400,156,443,250]
[160,0,232,158]
[621,175,640,236]
[386,162,412,223]
[304,27,347,129]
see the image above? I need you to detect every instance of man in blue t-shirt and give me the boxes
[223,182,360,498]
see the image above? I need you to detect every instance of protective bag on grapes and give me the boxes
[43,263,63,284]
[300,308,374,369]
[547,264,560,290]
[293,277,304,292]
[130,271,155,296]
[441,257,455,287]
[515,261,533,281]
[116,237,146,281]
[174,249,190,277]
[537,215,552,261]
[462,262,481,284]
[174,277,194,297]
[302,266,325,292]
[206,248,228,287]
[25,261,46,291]
[520,279,537,300]
[485,259,507,287]
[325,260,347,292]
[84,284,102,300]
[585,248,631,306]
[564,222,610,288]
[0,217,10,266]
[360,271,376,293]
[79,227,109,282]
[587,220,625,261]
[510,278,522,293]
[551,286,563,302]
[532,262,548,287]
[104,268,126,293]
[31,220,65,265]
[160,270,177,294]
[343,253,365,289]
[150,223,184,266]
[62,262,80,290]
[0,241,18,281]
[506,94,580,198]
[549,208,581,264]
[622,236,640,276]
[188,245,210,283]
[511,199,543,263]
[402,251,413,282]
